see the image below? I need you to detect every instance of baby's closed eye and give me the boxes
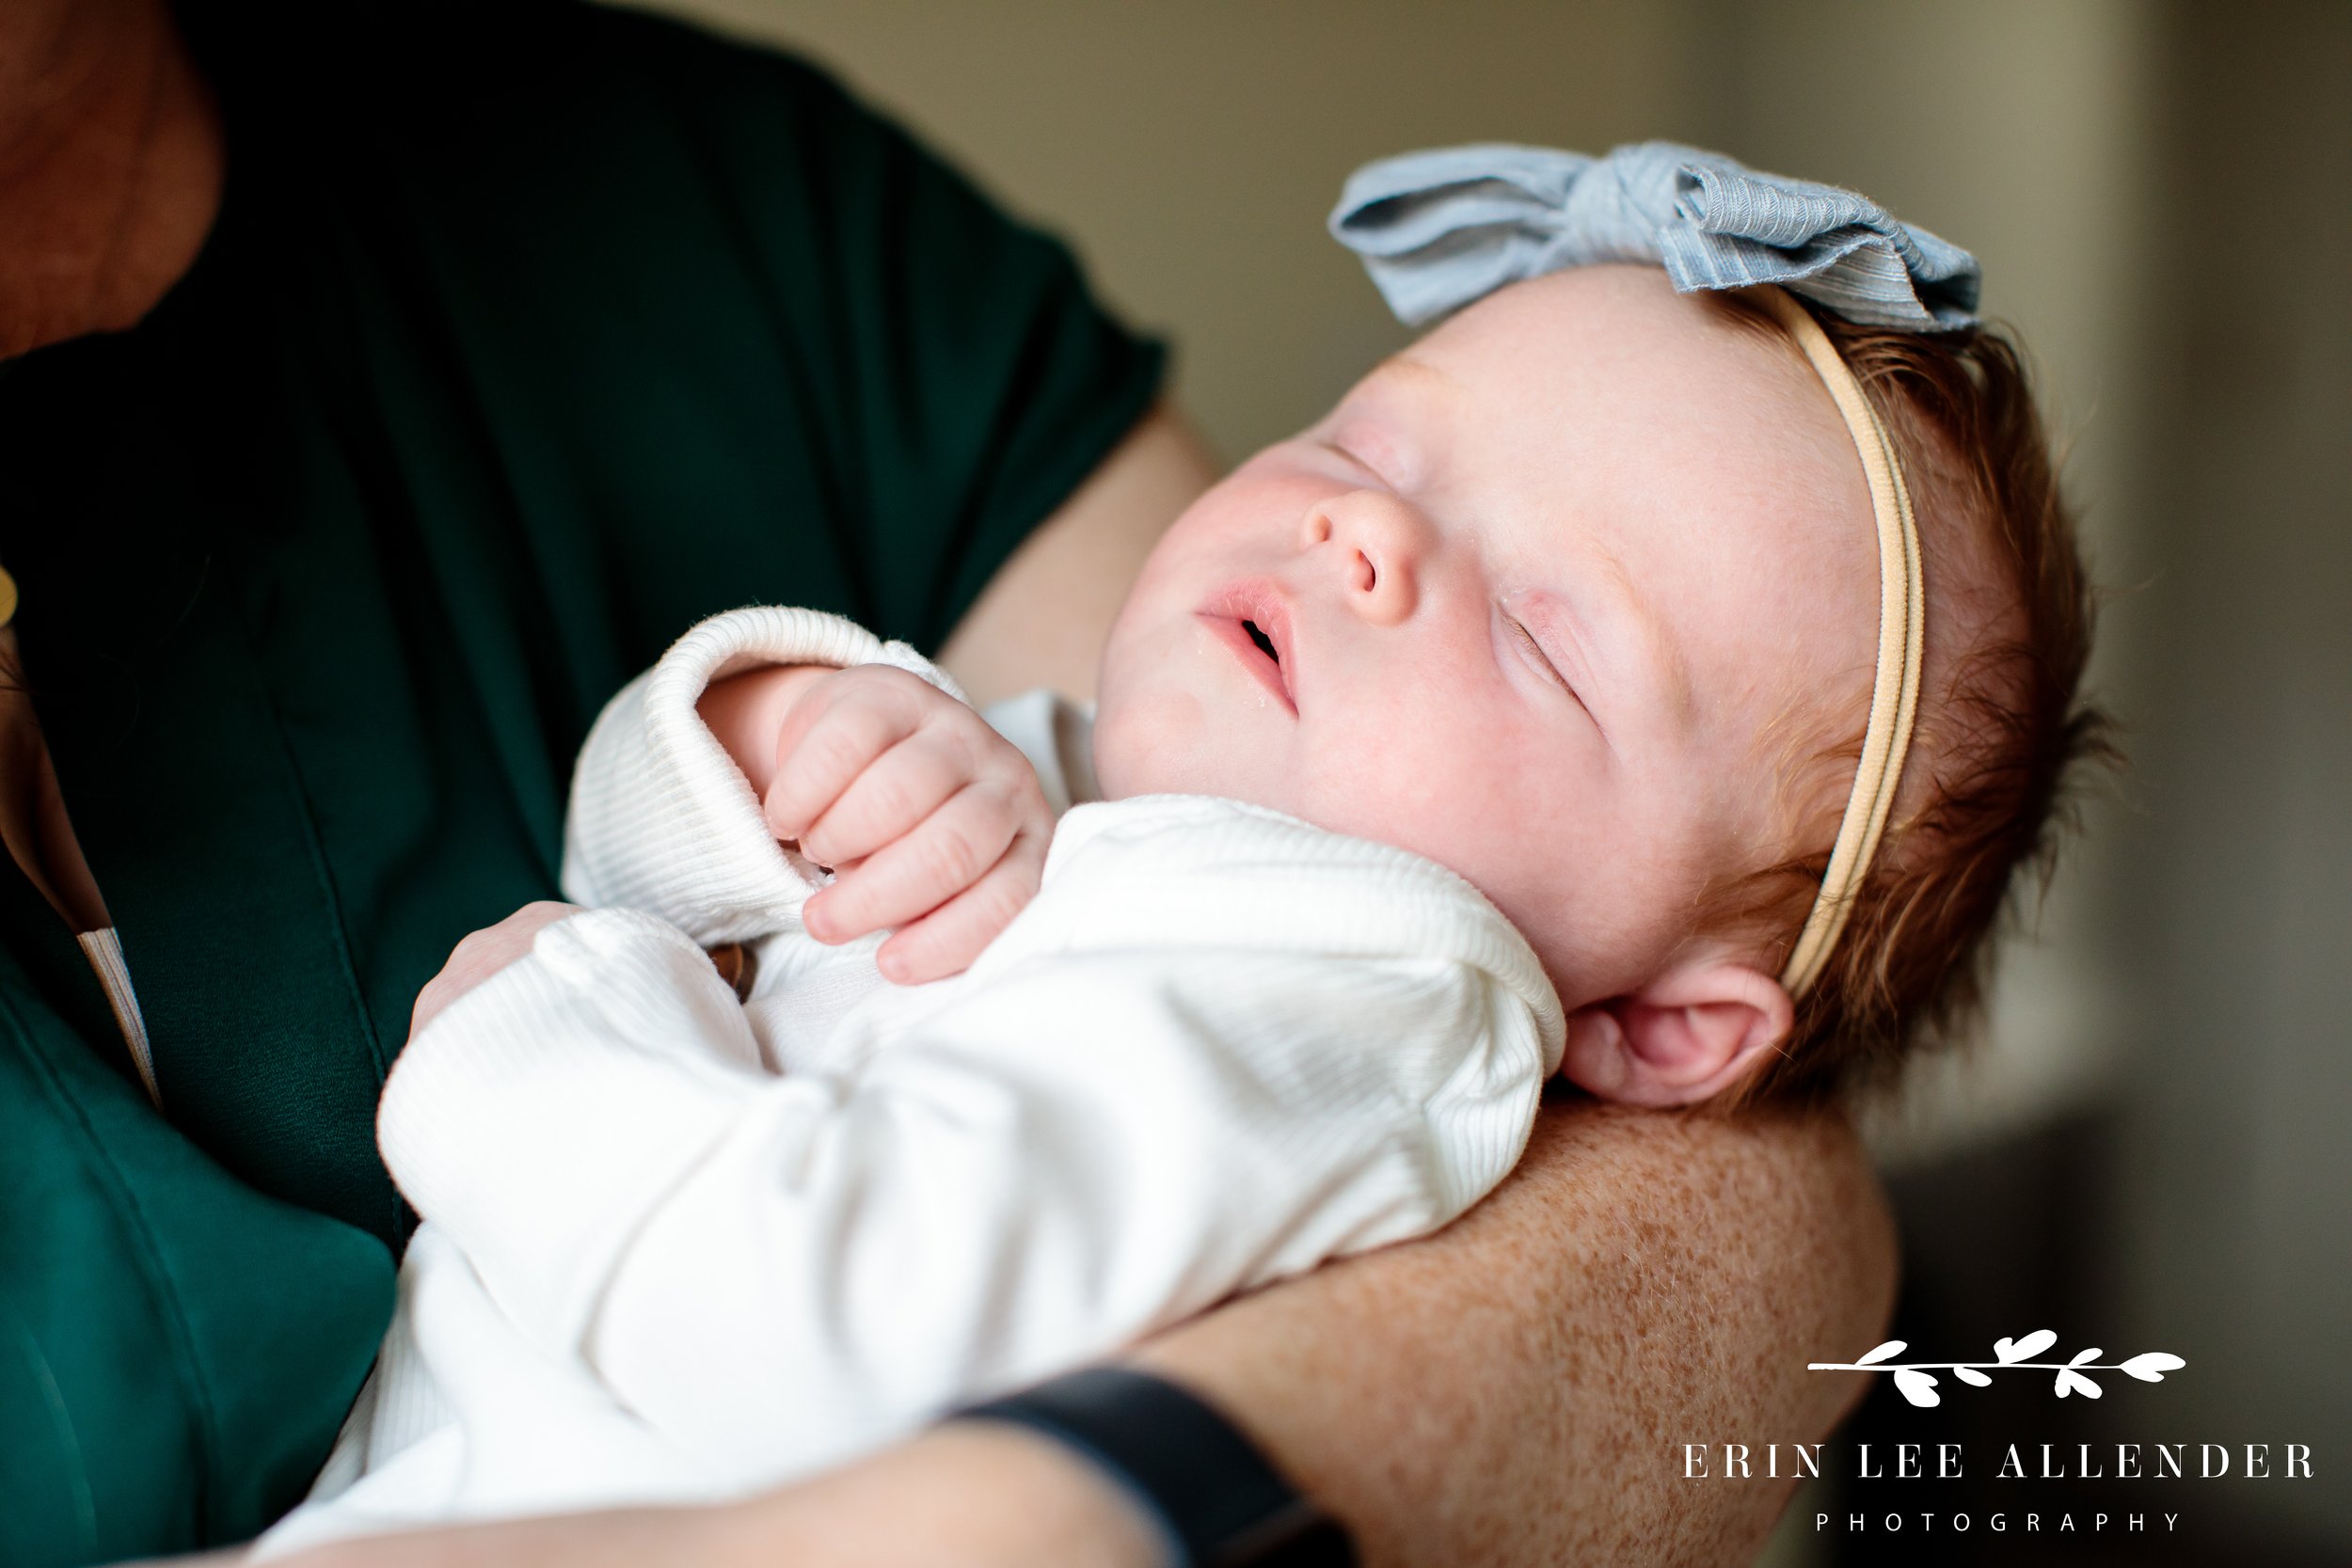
[1505,614,1568,689]
[1502,610,1598,735]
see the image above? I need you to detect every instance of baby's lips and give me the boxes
[1198,579,1302,714]
[1199,610,1296,713]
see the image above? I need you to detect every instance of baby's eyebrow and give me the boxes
[1371,354,1462,398]
[1337,355,1457,490]
[1382,354,1454,387]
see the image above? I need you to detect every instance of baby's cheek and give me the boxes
[1323,711,1558,891]
[1293,724,1459,856]
[1090,686,1207,799]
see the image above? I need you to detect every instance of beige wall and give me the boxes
[2101,3,2352,1545]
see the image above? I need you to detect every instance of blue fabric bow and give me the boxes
[1329,141,1979,331]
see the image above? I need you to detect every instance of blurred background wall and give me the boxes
[629,3,2347,1561]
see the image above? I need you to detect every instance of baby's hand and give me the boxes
[409,900,581,1039]
[718,664,1053,984]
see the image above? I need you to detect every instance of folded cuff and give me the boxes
[561,607,963,944]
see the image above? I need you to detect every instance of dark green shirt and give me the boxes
[0,4,1163,1560]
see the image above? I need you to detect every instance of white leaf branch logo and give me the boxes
[1809,1331,2185,1409]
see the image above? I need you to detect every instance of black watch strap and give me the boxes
[952,1366,1359,1568]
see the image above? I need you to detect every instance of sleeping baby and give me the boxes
[263,142,2100,1549]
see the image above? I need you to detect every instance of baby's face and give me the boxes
[1093,265,1878,1006]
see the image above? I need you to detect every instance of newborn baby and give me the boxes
[266,145,2098,1550]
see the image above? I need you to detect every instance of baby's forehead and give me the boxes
[1399,271,1852,533]
[1417,266,1810,410]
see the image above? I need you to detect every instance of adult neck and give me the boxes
[0,0,224,361]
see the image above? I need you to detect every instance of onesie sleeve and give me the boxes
[382,801,1563,1482]
[559,607,962,945]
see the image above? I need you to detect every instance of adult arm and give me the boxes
[1130,1101,1897,1564]
[933,403,1219,706]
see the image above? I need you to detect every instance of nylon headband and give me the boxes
[1754,286,1925,998]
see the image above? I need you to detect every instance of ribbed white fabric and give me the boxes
[264,608,1562,1553]
[561,606,961,946]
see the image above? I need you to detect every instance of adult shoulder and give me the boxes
[193,0,1168,655]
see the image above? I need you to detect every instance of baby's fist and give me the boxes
[410,901,581,1038]
[756,665,1052,984]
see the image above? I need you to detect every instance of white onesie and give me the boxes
[262,607,1564,1554]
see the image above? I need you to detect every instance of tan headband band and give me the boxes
[1754,286,1926,999]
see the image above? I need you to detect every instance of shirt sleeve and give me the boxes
[377,821,1557,1481]
[570,6,1172,651]
[558,609,1083,942]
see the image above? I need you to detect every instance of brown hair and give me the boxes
[1707,296,2113,1104]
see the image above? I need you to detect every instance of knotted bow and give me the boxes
[1329,141,1979,331]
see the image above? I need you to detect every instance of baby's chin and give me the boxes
[1089,746,1288,812]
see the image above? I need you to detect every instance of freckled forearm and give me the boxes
[1129,1101,1897,1567]
[246,1423,1165,1568]
[714,1421,1167,1568]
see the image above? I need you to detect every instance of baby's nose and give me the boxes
[1305,491,1427,626]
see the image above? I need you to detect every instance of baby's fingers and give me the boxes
[762,673,928,841]
[803,784,1021,946]
[796,733,968,870]
[874,831,1048,984]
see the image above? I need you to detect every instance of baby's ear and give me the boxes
[1558,961,1793,1107]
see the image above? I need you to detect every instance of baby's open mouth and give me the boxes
[1199,597,1296,714]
